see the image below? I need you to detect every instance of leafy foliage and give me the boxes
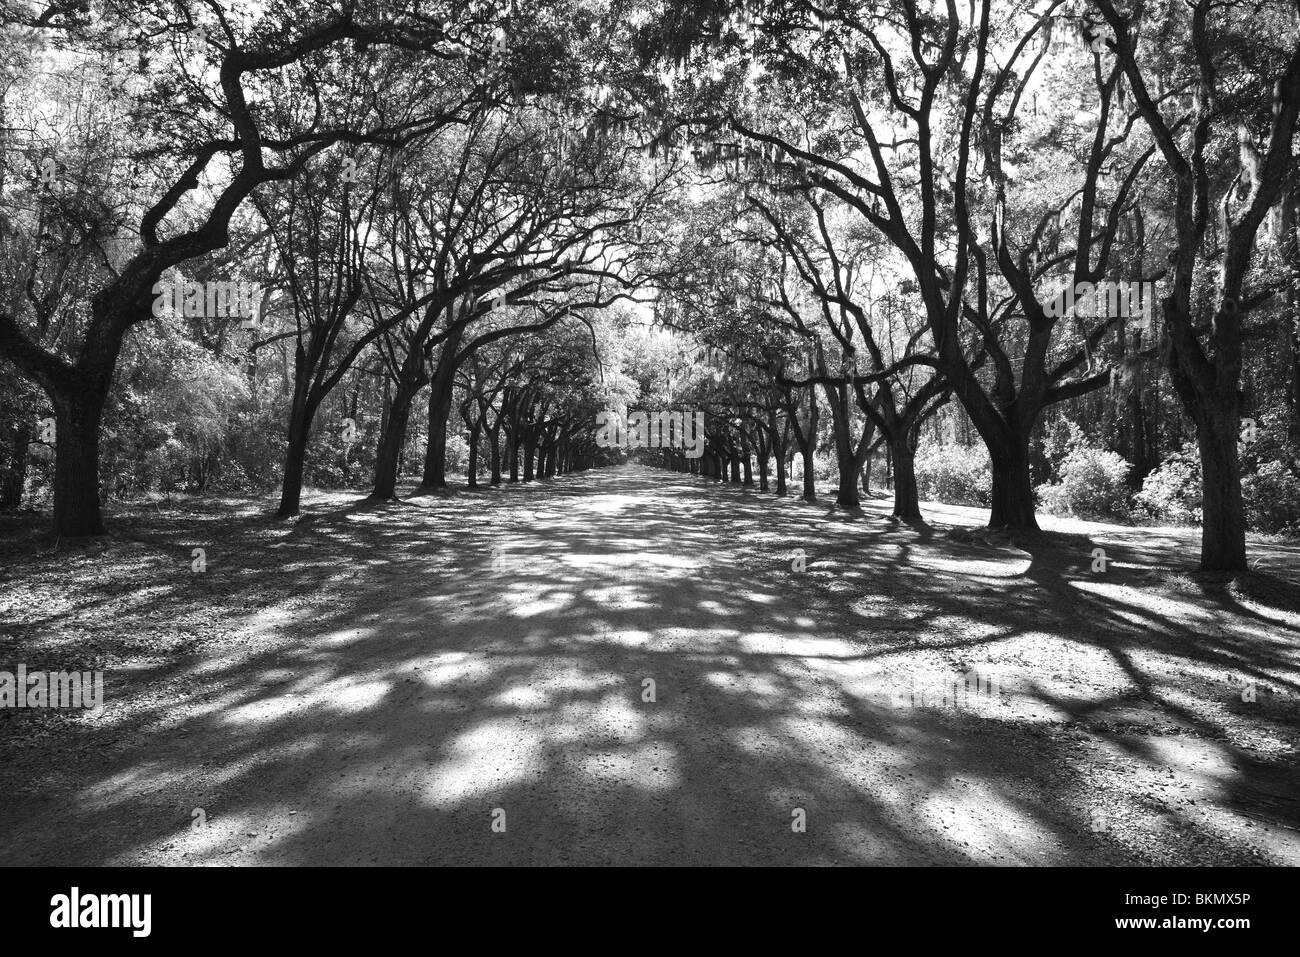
[1037,447,1133,520]
[915,444,992,507]
[1135,444,1203,525]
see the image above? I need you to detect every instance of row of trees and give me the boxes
[1,0,679,528]
[627,0,1300,571]
[4,0,1299,575]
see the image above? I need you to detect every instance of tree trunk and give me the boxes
[277,405,312,518]
[800,441,816,501]
[822,381,864,509]
[771,412,787,497]
[372,380,419,500]
[418,328,464,490]
[419,381,453,489]
[1289,299,1300,444]
[1162,292,1249,571]
[523,428,536,481]
[51,389,107,535]
[890,435,921,520]
[1281,183,1300,443]
[488,423,502,485]
[834,456,859,508]
[1196,403,1248,571]
[785,386,818,502]
[466,421,481,489]
[276,338,330,518]
[987,429,1038,530]
[1124,385,1151,488]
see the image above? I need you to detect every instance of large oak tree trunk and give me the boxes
[52,388,107,536]
[787,387,818,502]
[372,381,419,500]
[987,428,1038,530]
[1164,298,1249,571]
[420,381,452,488]
[890,434,921,520]
[822,382,866,510]
[1195,399,1248,571]
[800,443,816,500]
[833,454,859,508]
[418,328,464,491]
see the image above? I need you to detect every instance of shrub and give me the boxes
[1243,460,1300,534]
[1036,446,1132,519]
[1134,444,1201,525]
[915,443,991,506]
[1237,409,1300,533]
[219,414,286,493]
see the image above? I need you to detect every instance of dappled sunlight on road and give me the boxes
[1,465,1297,866]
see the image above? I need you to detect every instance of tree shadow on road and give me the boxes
[0,465,1295,865]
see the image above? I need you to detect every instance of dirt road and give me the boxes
[2,465,1297,864]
